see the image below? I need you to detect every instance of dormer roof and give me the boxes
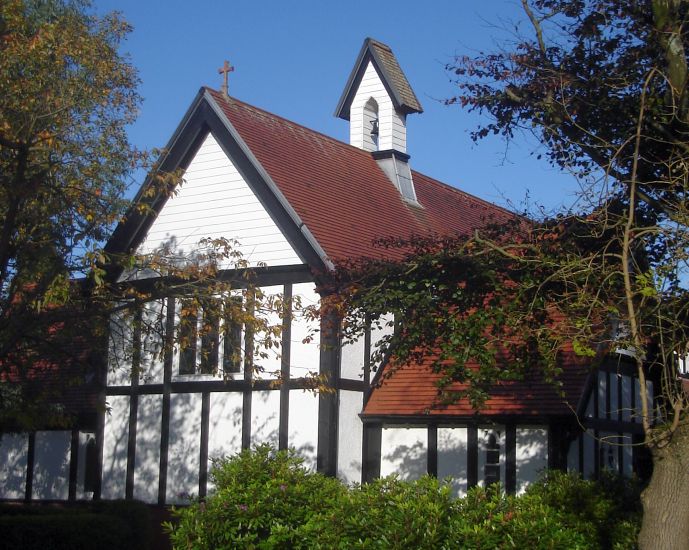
[335,37,423,120]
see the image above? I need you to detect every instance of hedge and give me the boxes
[0,499,152,550]
[167,445,642,550]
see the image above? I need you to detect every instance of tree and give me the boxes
[0,1,304,429]
[326,1,689,548]
[0,0,141,426]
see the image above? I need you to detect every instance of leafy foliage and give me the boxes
[0,0,141,427]
[443,1,689,546]
[167,447,640,550]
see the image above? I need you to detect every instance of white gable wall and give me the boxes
[350,62,407,153]
[138,133,302,268]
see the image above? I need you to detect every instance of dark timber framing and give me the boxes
[199,391,210,498]
[24,432,35,501]
[279,284,293,451]
[157,296,175,505]
[125,308,142,500]
[68,429,79,500]
[317,311,340,476]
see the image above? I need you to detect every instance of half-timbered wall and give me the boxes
[99,277,325,504]
[566,360,651,478]
[365,422,549,496]
[0,430,96,501]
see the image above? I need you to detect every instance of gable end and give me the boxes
[335,38,423,121]
[106,90,332,276]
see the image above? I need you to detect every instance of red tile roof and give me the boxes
[363,347,591,418]
[207,90,589,418]
[207,89,513,262]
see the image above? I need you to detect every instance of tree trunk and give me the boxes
[638,422,689,550]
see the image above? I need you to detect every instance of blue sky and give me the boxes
[93,0,580,213]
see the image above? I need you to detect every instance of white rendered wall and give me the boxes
[623,438,633,476]
[290,283,321,379]
[380,426,427,480]
[253,285,283,380]
[207,391,244,494]
[349,62,407,153]
[515,427,548,494]
[101,395,130,499]
[108,310,134,387]
[437,427,468,496]
[138,134,301,268]
[140,299,166,385]
[337,390,364,484]
[251,390,280,448]
[288,390,319,470]
[32,431,70,500]
[340,333,365,380]
[208,392,243,461]
[621,375,632,422]
[477,426,505,487]
[134,394,163,502]
[167,393,202,503]
[0,433,28,498]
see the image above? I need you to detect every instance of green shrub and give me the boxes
[296,475,454,549]
[167,446,642,550]
[526,470,642,549]
[449,485,595,549]
[167,444,345,549]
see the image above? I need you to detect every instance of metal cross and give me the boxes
[218,60,234,98]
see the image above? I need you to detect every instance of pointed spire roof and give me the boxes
[335,37,423,120]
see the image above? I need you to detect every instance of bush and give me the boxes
[526,470,642,549]
[167,446,642,549]
[296,475,455,549]
[0,500,152,550]
[167,444,345,549]
[450,485,595,549]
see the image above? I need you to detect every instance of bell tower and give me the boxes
[335,38,423,203]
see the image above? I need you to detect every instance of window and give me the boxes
[484,432,500,485]
[177,297,243,375]
[178,300,198,375]
[222,298,242,374]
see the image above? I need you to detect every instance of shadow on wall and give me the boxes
[383,438,427,481]
[134,394,164,502]
[0,434,28,498]
[33,431,70,499]
[167,393,202,503]
[382,426,549,496]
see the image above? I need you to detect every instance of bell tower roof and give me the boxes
[335,37,423,121]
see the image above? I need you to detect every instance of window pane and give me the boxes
[223,298,242,374]
[179,301,198,375]
[200,303,220,375]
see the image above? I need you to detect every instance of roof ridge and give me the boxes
[206,87,512,220]
[206,86,384,157]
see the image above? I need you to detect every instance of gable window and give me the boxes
[363,97,379,151]
[177,297,243,375]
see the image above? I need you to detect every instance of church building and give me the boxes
[0,38,650,504]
